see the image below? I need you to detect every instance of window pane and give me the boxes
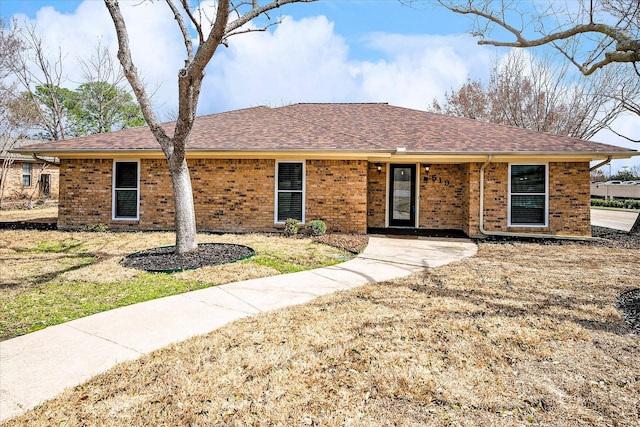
[392,168,412,221]
[115,190,137,217]
[278,163,303,191]
[511,195,545,224]
[115,162,138,188]
[277,192,302,222]
[22,163,32,186]
[511,165,545,193]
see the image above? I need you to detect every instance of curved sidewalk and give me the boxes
[0,236,477,422]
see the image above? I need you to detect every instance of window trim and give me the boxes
[112,160,140,221]
[22,163,33,187]
[274,160,305,224]
[508,163,548,227]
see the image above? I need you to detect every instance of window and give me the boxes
[275,161,305,223]
[509,164,547,226]
[113,161,139,220]
[22,163,32,187]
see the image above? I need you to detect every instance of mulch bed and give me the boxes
[120,243,255,272]
[617,288,640,334]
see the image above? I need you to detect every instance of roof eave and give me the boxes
[11,148,637,162]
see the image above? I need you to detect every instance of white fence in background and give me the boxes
[591,182,640,200]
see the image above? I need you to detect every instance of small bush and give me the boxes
[307,219,327,236]
[85,224,109,232]
[284,218,299,236]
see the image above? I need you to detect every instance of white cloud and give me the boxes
[593,115,640,172]
[13,1,185,119]
[200,19,495,113]
[11,2,496,118]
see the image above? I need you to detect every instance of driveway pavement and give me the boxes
[591,208,639,232]
[0,236,477,422]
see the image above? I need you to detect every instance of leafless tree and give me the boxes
[427,0,640,142]
[1,20,25,208]
[430,51,633,140]
[9,23,72,141]
[104,0,315,253]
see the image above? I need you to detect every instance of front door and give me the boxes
[389,164,416,227]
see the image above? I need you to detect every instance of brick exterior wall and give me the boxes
[1,160,59,201]
[548,162,591,236]
[58,158,368,234]
[306,160,368,234]
[418,164,465,229]
[58,159,112,228]
[366,162,386,228]
[58,158,591,237]
[365,161,591,237]
[469,161,591,237]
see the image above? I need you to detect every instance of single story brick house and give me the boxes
[1,138,59,202]
[14,103,638,237]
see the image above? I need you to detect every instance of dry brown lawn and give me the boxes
[0,202,57,222]
[3,240,638,426]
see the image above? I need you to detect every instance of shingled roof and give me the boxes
[13,103,637,158]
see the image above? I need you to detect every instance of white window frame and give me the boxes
[274,160,305,224]
[112,160,140,220]
[22,163,32,187]
[508,163,548,227]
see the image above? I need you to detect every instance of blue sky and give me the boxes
[2,0,638,170]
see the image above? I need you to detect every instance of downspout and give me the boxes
[589,155,612,172]
[32,154,60,167]
[478,156,592,241]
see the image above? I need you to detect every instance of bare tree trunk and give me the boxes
[104,0,314,254]
[0,157,12,209]
[169,157,197,253]
[27,163,48,209]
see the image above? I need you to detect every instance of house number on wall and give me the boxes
[428,175,450,186]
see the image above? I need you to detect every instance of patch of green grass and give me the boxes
[0,233,356,341]
[25,239,85,254]
[248,244,351,273]
[0,274,208,340]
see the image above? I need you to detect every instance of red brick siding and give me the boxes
[548,162,591,236]
[1,160,59,201]
[191,159,275,232]
[58,158,591,237]
[418,164,465,229]
[366,162,387,228]
[306,160,368,234]
[59,158,369,234]
[476,161,591,237]
[58,159,112,228]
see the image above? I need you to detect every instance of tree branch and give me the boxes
[439,1,639,76]
[166,0,195,61]
[103,0,170,154]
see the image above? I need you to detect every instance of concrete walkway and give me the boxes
[591,208,639,232]
[0,236,477,422]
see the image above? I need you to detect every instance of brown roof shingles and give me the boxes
[14,103,636,155]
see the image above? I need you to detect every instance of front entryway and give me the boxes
[389,164,416,227]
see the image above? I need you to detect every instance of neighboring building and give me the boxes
[591,181,640,200]
[1,138,59,202]
[14,103,638,237]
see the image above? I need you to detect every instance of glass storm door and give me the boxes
[389,164,416,227]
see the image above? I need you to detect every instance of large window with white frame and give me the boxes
[275,161,305,223]
[113,160,140,220]
[509,164,548,226]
